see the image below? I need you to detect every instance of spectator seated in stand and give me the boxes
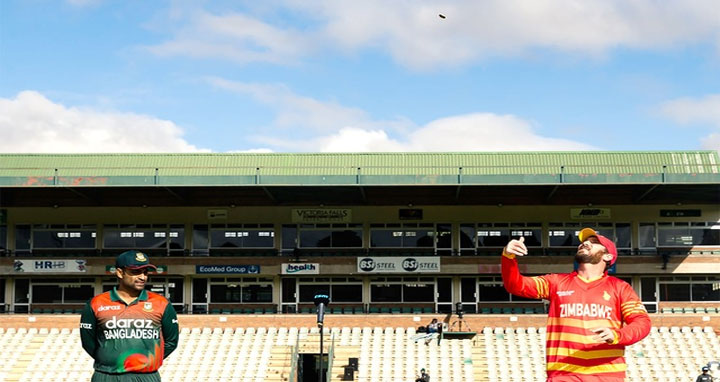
[414,368,430,382]
[410,318,441,345]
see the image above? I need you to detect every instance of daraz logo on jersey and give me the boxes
[103,316,160,340]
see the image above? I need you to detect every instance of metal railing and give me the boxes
[288,330,301,382]
[1,163,718,187]
[326,332,336,382]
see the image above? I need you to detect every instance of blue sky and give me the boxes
[1,0,720,154]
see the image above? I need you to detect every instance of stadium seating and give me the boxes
[0,325,717,382]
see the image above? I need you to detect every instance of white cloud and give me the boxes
[208,77,597,152]
[659,94,720,152]
[206,77,373,133]
[303,114,598,152]
[0,91,208,153]
[147,0,720,69]
[148,11,317,65]
[660,94,720,125]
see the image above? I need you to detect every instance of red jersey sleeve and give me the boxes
[613,281,651,346]
[501,250,554,300]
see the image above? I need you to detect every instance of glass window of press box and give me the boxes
[30,278,95,305]
[656,222,720,247]
[0,224,7,255]
[457,276,542,313]
[206,277,273,303]
[548,222,631,253]
[193,224,275,256]
[460,223,542,255]
[280,224,362,248]
[370,277,437,303]
[370,223,451,253]
[14,279,30,313]
[192,278,208,314]
[103,224,185,255]
[209,224,274,248]
[15,224,97,255]
[658,275,720,302]
[0,210,5,255]
[0,278,5,312]
[296,277,363,303]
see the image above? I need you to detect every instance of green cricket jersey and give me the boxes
[80,288,179,374]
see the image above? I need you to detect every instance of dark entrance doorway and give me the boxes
[298,353,328,382]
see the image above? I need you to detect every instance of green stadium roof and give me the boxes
[0,151,718,187]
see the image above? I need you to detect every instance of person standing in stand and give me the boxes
[697,366,714,382]
[502,228,651,382]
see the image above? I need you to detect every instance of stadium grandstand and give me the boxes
[0,151,719,382]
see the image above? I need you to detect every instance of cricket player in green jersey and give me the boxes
[80,251,179,382]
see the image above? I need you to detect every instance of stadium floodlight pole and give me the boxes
[313,293,330,382]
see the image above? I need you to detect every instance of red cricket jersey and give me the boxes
[502,251,651,382]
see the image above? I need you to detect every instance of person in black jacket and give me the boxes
[697,366,713,382]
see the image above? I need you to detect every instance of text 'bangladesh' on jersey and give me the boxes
[80,288,179,374]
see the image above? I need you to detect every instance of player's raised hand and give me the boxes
[504,236,528,256]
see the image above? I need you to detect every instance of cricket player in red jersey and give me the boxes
[502,228,651,382]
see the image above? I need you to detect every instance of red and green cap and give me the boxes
[579,228,618,265]
[115,250,157,270]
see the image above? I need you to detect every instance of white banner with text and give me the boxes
[356,256,440,273]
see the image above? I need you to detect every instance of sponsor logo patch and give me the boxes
[97,305,122,312]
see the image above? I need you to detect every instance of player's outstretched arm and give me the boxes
[501,237,551,299]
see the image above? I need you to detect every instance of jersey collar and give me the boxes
[576,273,605,283]
[110,287,149,304]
